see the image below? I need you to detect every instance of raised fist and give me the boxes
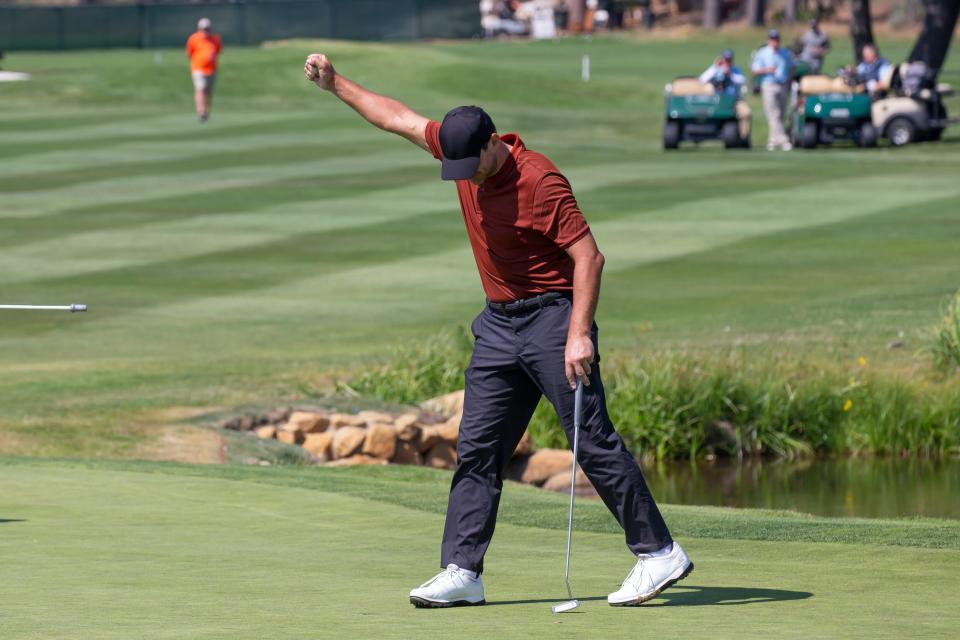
[304,53,335,90]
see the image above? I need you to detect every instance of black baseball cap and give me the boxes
[721,49,734,61]
[768,29,781,40]
[438,106,496,181]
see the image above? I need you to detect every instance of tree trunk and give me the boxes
[784,0,797,23]
[704,0,722,28]
[850,0,875,62]
[567,0,586,33]
[746,0,766,26]
[909,0,960,73]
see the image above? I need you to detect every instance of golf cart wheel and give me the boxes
[721,121,740,149]
[801,122,819,149]
[663,121,680,150]
[886,117,915,146]
[859,122,878,148]
[929,127,944,141]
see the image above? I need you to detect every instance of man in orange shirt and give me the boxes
[185,18,222,123]
[304,52,693,609]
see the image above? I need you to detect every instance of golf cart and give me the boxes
[872,62,957,145]
[790,71,877,148]
[662,77,750,150]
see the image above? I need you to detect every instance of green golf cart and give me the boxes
[790,72,877,148]
[662,77,750,150]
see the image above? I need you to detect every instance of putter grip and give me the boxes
[70,304,87,312]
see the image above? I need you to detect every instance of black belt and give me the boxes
[487,292,567,317]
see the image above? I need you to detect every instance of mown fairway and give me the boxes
[1,34,958,456]
[1,459,959,639]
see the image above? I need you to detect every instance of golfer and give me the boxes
[185,18,222,123]
[304,53,692,608]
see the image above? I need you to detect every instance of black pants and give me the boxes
[440,296,673,573]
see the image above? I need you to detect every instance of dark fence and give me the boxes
[0,0,480,50]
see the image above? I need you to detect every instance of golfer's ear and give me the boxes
[488,132,500,149]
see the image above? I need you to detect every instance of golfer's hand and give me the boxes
[304,53,335,90]
[564,333,594,390]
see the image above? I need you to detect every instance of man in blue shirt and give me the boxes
[856,44,891,95]
[700,49,751,141]
[751,30,794,150]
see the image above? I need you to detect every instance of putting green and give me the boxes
[1,461,957,638]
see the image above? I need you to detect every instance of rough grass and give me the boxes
[347,332,960,459]
[930,290,960,373]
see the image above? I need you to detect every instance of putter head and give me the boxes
[551,599,580,614]
[69,304,87,313]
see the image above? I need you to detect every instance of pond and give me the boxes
[642,457,960,519]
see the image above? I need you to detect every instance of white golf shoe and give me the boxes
[409,564,485,608]
[607,542,694,606]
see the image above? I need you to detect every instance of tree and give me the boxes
[784,0,798,23]
[909,0,960,72]
[704,0,722,28]
[850,0,875,62]
[746,0,767,26]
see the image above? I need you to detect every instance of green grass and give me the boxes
[0,33,958,457]
[0,459,958,639]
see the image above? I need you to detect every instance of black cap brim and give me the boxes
[440,155,480,181]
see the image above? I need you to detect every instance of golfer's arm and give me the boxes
[565,233,605,339]
[331,75,430,152]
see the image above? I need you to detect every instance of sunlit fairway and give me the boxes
[1,34,957,456]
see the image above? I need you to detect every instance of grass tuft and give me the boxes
[930,290,960,373]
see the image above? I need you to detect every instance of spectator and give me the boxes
[798,18,830,74]
[856,44,891,96]
[751,29,794,151]
[185,17,222,123]
[480,0,528,37]
[700,49,751,141]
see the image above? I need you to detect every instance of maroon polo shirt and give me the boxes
[425,121,590,303]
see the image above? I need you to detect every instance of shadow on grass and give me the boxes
[646,584,813,606]
[0,519,26,524]
[487,585,812,607]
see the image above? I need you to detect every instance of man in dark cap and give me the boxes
[304,52,692,609]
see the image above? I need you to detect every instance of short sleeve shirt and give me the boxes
[186,32,222,75]
[425,120,590,303]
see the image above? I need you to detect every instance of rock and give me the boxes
[437,412,461,445]
[425,442,458,469]
[303,431,334,461]
[254,425,277,440]
[542,468,590,493]
[222,415,255,431]
[519,449,574,486]
[394,413,422,442]
[887,340,906,350]
[513,430,533,457]
[264,407,291,424]
[392,440,423,466]
[362,423,397,460]
[357,410,395,427]
[326,454,388,467]
[276,428,304,445]
[333,426,366,459]
[420,390,465,418]
[418,425,443,453]
[287,411,330,433]
[328,413,367,429]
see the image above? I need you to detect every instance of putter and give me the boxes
[0,304,87,312]
[551,380,583,614]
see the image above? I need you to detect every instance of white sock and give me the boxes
[642,542,674,559]
[449,565,478,580]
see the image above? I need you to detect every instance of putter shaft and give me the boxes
[552,382,583,614]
